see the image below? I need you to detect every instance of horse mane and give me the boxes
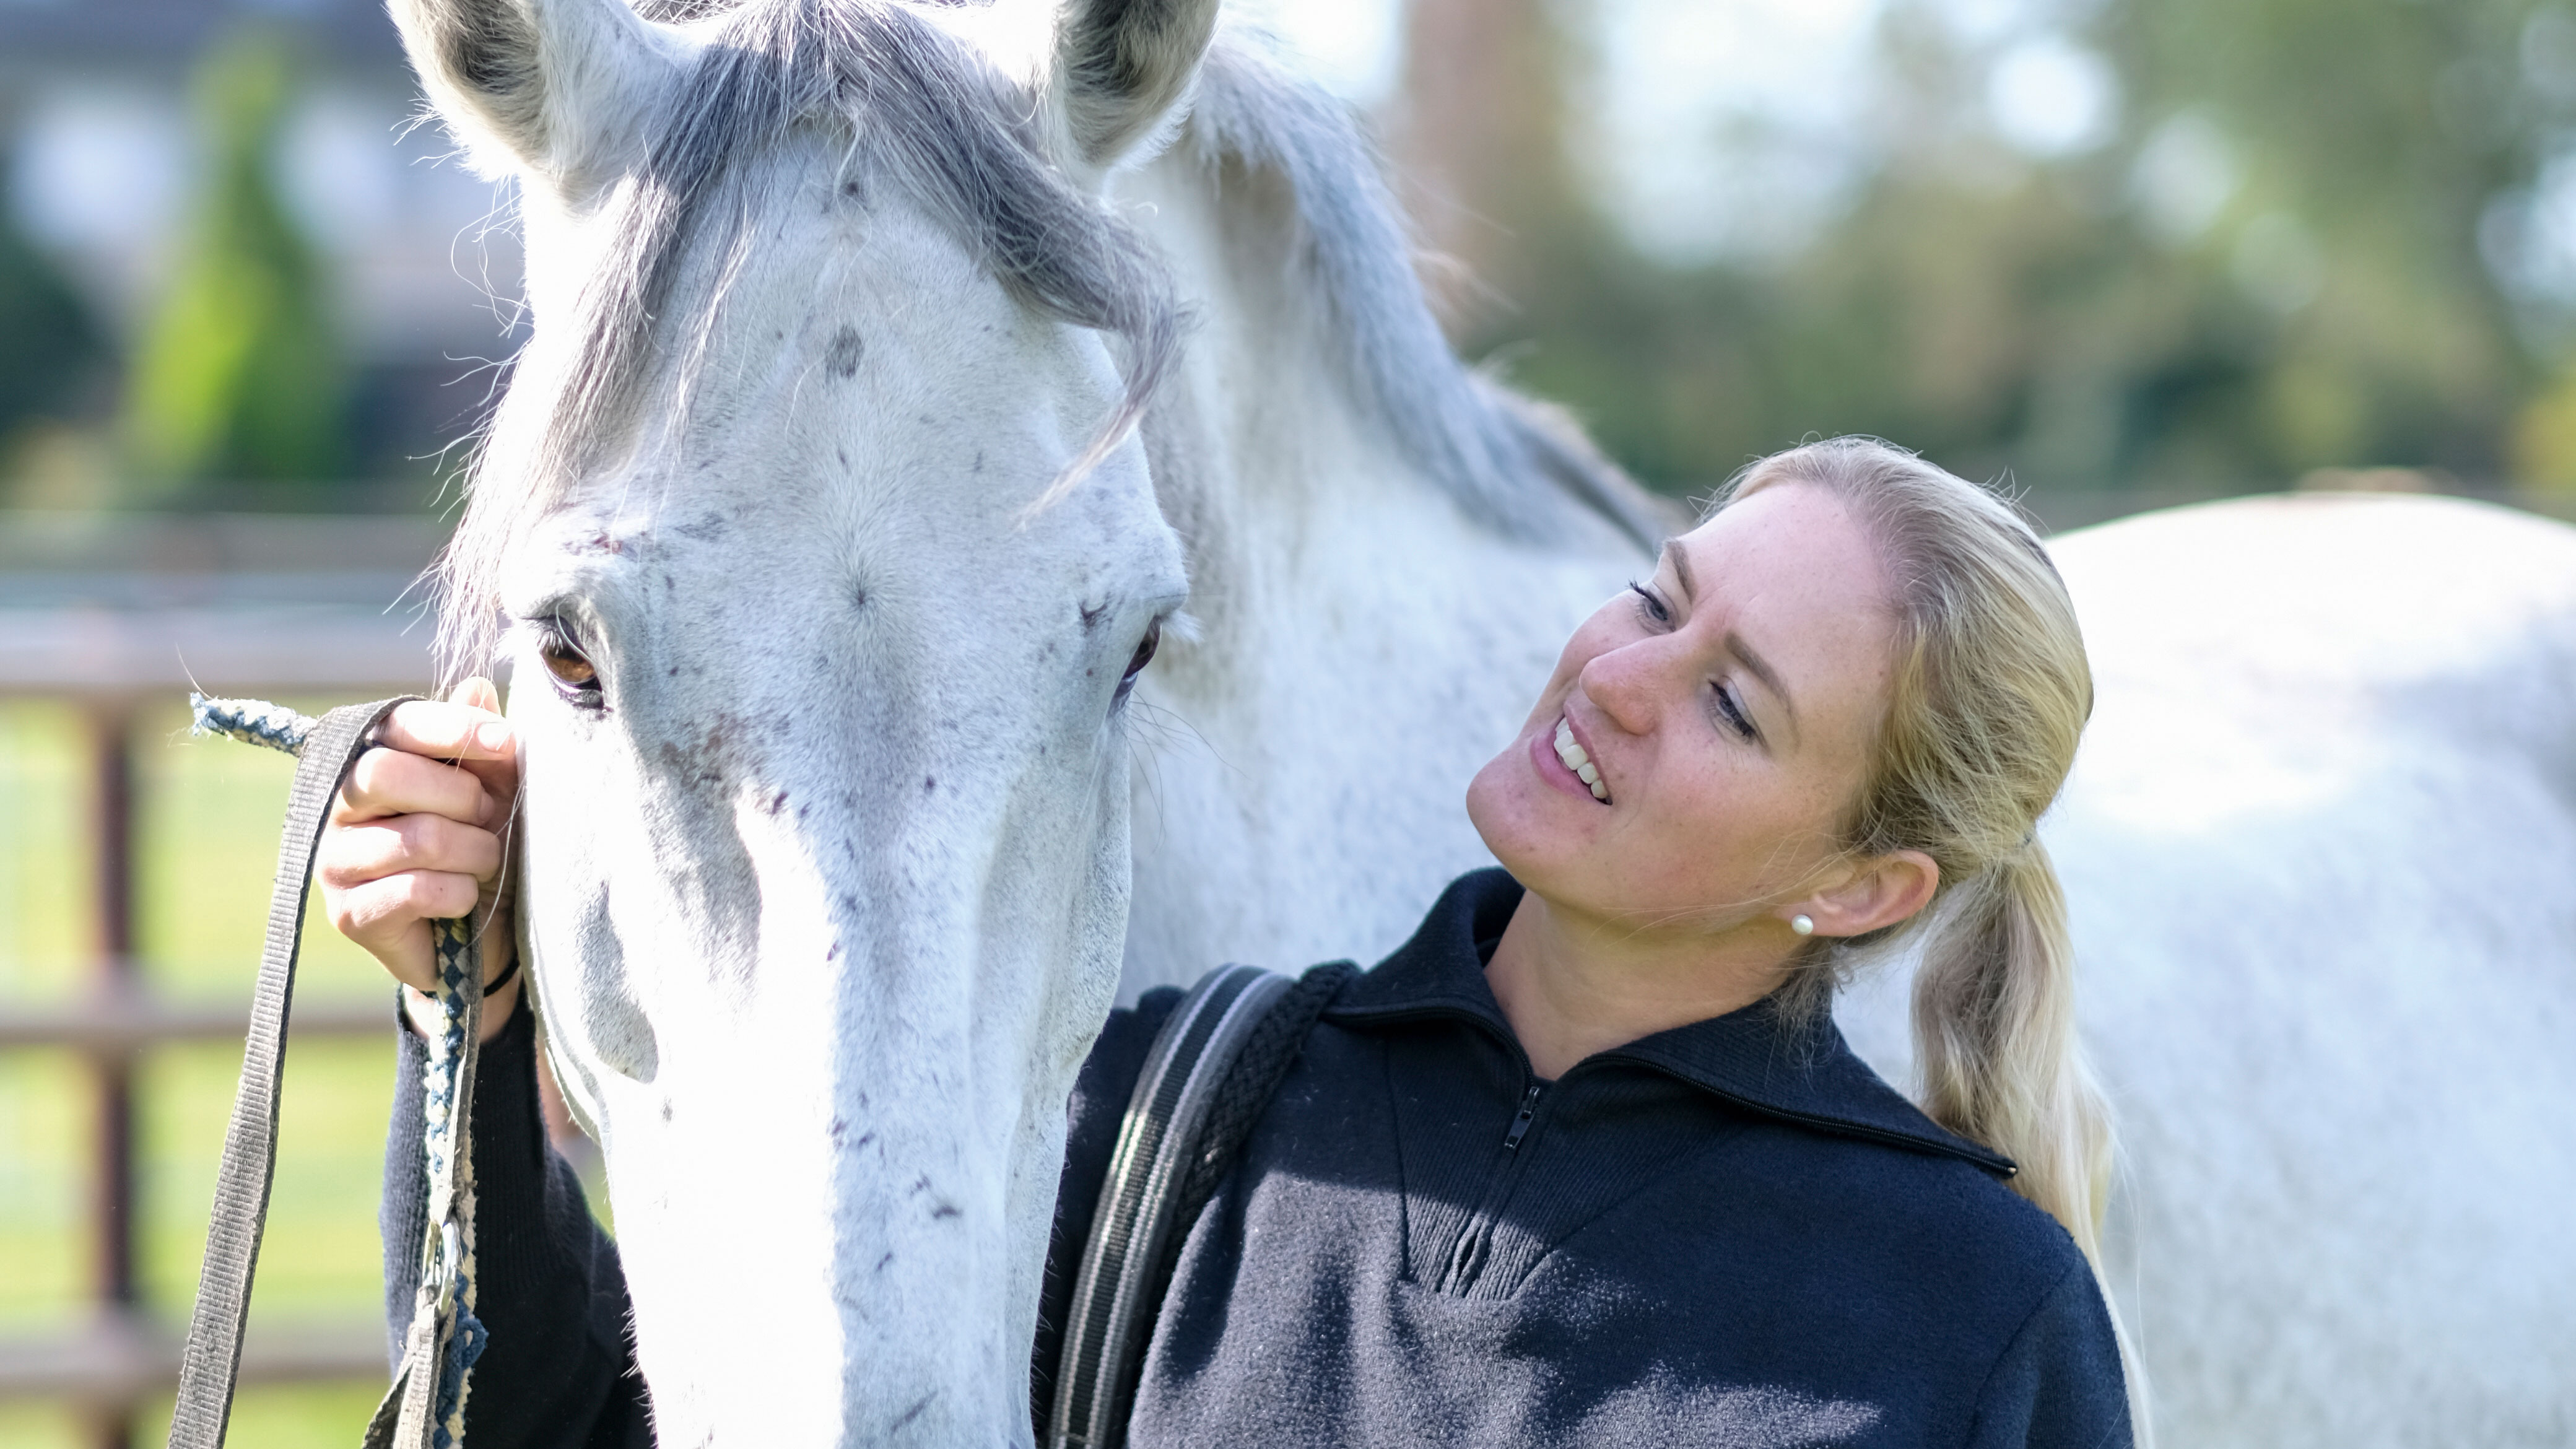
[436,0,1663,681]
[1187,37,1669,554]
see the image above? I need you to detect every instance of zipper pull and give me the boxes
[1503,1082,1544,1151]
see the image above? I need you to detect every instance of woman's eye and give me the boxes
[539,630,601,698]
[1629,582,1673,627]
[1713,685,1757,742]
[1114,619,1162,703]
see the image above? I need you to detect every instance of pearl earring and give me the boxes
[1790,914,1815,936]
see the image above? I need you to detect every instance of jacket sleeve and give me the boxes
[1028,986,1185,1433]
[384,1001,653,1449]
[1964,1260,2134,1449]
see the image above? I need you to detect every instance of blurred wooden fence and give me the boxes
[0,512,442,1449]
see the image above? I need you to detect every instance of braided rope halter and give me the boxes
[188,694,490,1449]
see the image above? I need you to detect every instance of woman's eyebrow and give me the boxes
[1660,538,1696,599]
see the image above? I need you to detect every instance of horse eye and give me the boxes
[540,632,599,690]
[1116,619,1162,699]
[1125,619,1162,679]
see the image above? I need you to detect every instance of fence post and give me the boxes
[87,703,138,1449]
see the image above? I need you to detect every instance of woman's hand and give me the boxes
[318,678,522,1041]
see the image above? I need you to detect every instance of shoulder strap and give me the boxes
[1045,959,1355,1449]
[1162,960,1356,1245]
[167,697,416,1449]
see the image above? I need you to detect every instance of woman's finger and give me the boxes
[437,678,519,805]
[317,814,504,892]
[324,871,484,992]
[376,692,515,765]
[337,747,496,828]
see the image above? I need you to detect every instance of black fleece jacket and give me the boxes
[385,869,2131,1447]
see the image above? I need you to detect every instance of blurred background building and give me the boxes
[4,0,2576,1445]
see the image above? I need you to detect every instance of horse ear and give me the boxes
[1055,0,1222,167]
[389,0,677,183]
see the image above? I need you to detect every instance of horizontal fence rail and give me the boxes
[0,987,393,1055]
[0,985,404,1414]
[0,1311,391,1408]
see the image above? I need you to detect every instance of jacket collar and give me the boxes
[1324,869,2018,1178]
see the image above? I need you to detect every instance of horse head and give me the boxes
[389,0,1216,1439]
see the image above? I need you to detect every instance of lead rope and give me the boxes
[382,897,487,1449]
[168,695,487,1449]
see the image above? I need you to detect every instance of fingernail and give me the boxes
[474,721,511,754]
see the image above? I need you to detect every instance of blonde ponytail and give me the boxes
[1720,438,2147,1440]
[1910,842,2110,1261]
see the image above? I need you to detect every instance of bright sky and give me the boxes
[1236,0,1409,104]
[1592,0,1894,261]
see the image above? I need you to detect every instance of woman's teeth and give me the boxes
[1553,717,1611,802]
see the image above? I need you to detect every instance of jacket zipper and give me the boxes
[1442,1079,1548,1293]
[1503,1081,1544,1150]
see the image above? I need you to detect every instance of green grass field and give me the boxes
[2,697,411,1446]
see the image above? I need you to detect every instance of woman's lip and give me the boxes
[1529,724,1608,805]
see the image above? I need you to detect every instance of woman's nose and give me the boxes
[1580,638,1679,736]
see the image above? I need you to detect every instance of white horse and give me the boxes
[394,0,1648,1442]
[392,0,2576,1442]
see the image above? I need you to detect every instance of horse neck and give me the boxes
[1121,126,1638,627]
[1109,136,1647,988]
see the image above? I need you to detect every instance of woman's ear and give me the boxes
[1789,850,1939,939]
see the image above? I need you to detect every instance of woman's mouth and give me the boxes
[1551,716,1612,804]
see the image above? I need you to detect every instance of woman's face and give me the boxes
[1467,480,1901,933]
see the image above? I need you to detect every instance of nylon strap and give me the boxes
[1045,960,1350,1449]
[167,698,417,1449]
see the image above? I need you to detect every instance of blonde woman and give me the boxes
[326,437,2136,1446]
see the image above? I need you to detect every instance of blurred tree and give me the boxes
[123,28,349,502]
[1400,0,2574,499]
[0,162,106,447]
